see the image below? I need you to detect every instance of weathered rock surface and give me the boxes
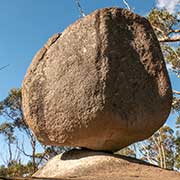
[22,8,172,151]
[34,150,180,180]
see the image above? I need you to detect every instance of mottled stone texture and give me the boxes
[22,8,172,151]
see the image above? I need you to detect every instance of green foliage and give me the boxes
[148,8,179,38]
[176,116,180,128]
[172,97,180,114]
[147,8,180,77]
[116,145,136,158]
[0,122,15,142]
[139,126,176,169]
[0,88,27,130]
[0,161,35,177]
[0,88,40,173]
[175,136,180,169]
[162,45,180,77]
[0,88,71,176]
[136,8,180,170]
[175,120,180,169]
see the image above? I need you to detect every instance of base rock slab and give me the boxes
[34,150,180,180]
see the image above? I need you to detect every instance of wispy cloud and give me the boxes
[156,0,180,14]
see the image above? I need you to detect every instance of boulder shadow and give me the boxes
[60,149,158,168]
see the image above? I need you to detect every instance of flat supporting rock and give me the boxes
[34,150,180,180]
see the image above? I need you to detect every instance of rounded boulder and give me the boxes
[22,8,172,151]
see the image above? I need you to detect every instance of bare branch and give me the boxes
[168,29,180,35]
[122,0,131,11]
[152,26,180,42]
[17,143,32,158]
[75,0,85,17]
[152,26,168,38]
[159,37,180,42]
[173,90,180,95]
[172,29,180,33]
[137,142,158,165]
[14,141,21,162]
[0,64,10,71]
[3,110,16,121]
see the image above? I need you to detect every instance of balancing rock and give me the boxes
[22,8,172,151]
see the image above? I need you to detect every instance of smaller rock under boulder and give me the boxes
[34,149,180,180]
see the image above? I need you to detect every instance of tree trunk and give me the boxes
[8,138,12,166]
[31,136,37,173]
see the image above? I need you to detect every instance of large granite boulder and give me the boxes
[33,149,180,180]
[22,8,172,151]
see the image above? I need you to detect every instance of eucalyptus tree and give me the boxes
[137,8,180,170]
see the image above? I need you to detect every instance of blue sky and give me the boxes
[0,0,157,101]
[0,0,180,164]
[2,0,179,100]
